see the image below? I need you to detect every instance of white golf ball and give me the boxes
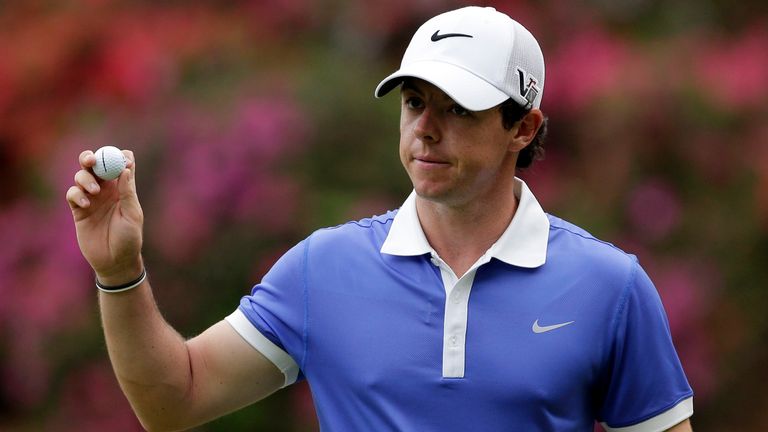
[93,146,127,181]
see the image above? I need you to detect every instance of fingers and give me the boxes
[66,185,90,209]
[118,150,142,219]
[122,150,135,169]
[74,148,135,190]
[68,148,138,212]
[79,150,96,169]
[74,169,101,194]
[119,150,137,193]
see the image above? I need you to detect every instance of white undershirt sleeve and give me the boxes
[602,397,693,432]
[225,309,300,388]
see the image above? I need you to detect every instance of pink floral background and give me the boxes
[1,1,766,430]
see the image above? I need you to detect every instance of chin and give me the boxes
[413,183,454,202]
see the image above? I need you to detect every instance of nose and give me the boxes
[414,106,440,143]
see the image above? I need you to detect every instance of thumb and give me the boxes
[117,151,142,219]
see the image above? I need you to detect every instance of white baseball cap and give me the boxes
[375,6,545,111]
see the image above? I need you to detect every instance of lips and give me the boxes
[413,155,450,165]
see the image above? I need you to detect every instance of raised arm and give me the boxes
[66,150,283,431]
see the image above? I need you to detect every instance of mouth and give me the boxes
[413,155,450,166]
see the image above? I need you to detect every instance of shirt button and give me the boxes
[450,335,458,346]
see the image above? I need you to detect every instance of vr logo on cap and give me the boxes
[517,68,540,108]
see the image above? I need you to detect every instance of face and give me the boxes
[399,79,520,207]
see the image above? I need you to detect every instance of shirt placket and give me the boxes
[431,252,486,378]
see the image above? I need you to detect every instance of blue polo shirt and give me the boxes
[226,178,693,431]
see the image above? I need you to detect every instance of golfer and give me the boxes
[66,6,693,431]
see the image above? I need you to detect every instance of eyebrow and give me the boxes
[399,79,466,109]
[400,79,422,94]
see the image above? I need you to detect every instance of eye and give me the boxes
[449,104,470,116]
[404,96,424,110]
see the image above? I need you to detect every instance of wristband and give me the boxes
[96,268,147,293]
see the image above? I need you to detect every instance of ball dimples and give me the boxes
[93,146,126,181]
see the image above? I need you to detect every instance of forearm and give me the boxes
[68,150,281,430]
[99,277,193,430]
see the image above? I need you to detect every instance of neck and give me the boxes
[416,183,518,277]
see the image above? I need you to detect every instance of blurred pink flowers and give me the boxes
[627,179,683,242]
[0,201,93,409]
[49,361,142,431]
[150,96,308,263]
[546,30,633,112]
[694,24,768,111]
[89,25,176,105]
[0,2,765,431]
[650,260,719,401]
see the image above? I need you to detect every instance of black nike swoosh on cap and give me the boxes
[430,30,473,42]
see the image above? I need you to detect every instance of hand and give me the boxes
[66,149,144,285]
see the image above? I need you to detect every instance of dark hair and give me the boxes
[499,99,548,169]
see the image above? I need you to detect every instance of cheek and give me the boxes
[399,106,410,133]
[397,130,410,170]
[399,112,413,140]
[459,133,509,175]
[399,113,413,164]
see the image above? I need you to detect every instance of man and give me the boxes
[66,6,693,431]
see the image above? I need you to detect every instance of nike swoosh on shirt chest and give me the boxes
[532,319,575,333]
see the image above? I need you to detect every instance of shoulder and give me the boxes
[265,210,399,283]
[547,214,633,260]
[545,214,639,283]
[306,209,398,251]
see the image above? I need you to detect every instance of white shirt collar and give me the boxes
[380,178,550,268]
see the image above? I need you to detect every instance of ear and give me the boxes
[509,109,544,152]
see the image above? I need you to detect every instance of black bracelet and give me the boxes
[95,268,147,293]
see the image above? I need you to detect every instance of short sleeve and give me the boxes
[597,259,693,431]
[225,240,307,387]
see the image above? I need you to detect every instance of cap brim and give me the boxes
[374,60,510,111]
